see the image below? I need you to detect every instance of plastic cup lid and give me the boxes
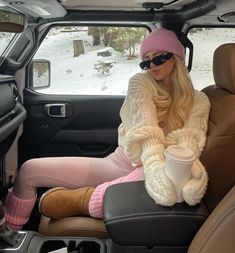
[165,145,195,162]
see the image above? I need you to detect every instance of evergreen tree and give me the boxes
[108,27,147,59]
[87,26,147,59]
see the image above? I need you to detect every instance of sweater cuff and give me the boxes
[124,125,164,164]
[141,143,165,168]
[165,128,206,158]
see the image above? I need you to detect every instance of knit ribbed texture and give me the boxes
[124,125,165,164]
[3,189,36,230]
[140,28,185,60]
[89,168,144,218]
[141,143,164,167]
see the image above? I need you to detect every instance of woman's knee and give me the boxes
[13,159,41,197]
[18,158,41,177]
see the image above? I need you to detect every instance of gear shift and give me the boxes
[0,200,22,247]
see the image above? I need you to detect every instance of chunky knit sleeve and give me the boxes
[119,72,165,164]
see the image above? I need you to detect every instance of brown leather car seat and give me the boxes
[188,43,235,252]
[39,215,107,238]
[188,185,235,253]
[200,43,235,205]
[38,43,235,239]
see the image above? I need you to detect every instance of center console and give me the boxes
[1,231,106,253]
[0,181,210,253]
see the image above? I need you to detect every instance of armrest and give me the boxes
[103,181,209,247]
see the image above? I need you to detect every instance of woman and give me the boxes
[4,28,210,230]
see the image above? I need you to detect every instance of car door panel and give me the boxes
[0,77,26,153]
[0,75,26,192]
[19,89,124,165]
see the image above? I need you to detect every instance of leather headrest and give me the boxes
[213,43,235,93]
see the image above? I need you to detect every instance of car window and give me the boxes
[0,32,15,55]
[188,27,235,91]
[32,26,148,95]
[31,27,235,95]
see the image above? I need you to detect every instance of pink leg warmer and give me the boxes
[3,189,36,230]
[89,167,144,218]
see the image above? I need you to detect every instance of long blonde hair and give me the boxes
[155,55,194,131]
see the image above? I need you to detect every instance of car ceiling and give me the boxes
[1,0,235,25]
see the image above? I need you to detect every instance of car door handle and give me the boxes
[44,103,72,118]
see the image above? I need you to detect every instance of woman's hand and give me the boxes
[182,159,208,205]
[145,162,177,206]
[142,144,177,206]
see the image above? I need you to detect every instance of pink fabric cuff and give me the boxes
[89,168,144,218]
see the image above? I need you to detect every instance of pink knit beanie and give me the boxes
[140,28,185,60]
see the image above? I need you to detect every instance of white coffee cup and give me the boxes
[165,145,195,203]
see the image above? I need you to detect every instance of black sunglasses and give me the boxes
[139,52,173,70]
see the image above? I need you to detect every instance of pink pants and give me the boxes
[13,146,144,218]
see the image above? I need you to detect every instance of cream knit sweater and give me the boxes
[118,72,211,206]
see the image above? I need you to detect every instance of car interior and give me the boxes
[0,0,234,253]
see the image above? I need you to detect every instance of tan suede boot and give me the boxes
[39,187,95,220]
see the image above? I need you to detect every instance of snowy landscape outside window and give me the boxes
[32,26,235,95]
[33,26,148,95]
[188,28,235,90]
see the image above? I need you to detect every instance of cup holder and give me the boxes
[39,238,104,253]
[40,240,66,253]
[0,231,105,253]
[75,241,101,253]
